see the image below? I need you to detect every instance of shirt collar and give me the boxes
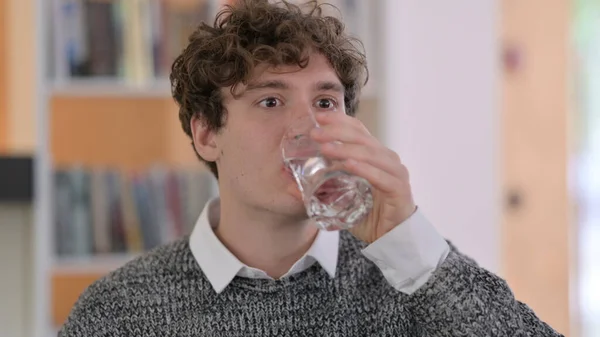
[189,198,339,294]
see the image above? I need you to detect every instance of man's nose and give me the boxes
[290,101,317,123]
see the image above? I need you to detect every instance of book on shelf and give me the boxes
[52,0,373,88]
[53,0,215,86]
[53,165,218,257]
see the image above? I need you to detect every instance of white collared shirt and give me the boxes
[189,198,450,295]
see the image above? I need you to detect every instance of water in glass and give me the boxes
[285,155,373,230]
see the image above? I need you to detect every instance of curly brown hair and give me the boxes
[170,0,368,179]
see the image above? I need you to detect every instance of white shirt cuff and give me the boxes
[361,209,450,295]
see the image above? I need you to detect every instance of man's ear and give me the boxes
[190,116,220,162]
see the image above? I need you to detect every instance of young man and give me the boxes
[60,1,563,336]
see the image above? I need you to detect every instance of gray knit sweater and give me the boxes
[59,231,562,336]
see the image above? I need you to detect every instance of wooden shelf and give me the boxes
[51,271,106,326]
[0,0,8,152]
[50,95,198,172]
[47,94,206,327]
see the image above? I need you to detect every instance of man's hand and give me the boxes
[310,112,417,244]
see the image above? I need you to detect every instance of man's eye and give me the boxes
[259,97,281,108]
[316,99,336,110]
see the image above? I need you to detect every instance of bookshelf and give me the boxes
[32,0,381,336]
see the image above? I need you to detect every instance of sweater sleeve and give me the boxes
[406,243,565,337]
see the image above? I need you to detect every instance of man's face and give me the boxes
[213,53,346,218]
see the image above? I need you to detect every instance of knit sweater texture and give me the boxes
[59,231,563,336]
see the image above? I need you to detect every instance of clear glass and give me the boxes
[281,115,373,230]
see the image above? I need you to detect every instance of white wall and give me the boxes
[380,0,501,273]
[0,204,32,337]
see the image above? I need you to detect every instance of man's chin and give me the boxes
[282,192,309,217]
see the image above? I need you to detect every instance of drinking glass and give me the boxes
[281,115,373,230]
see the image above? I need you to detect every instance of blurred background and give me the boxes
[0,0,598,336]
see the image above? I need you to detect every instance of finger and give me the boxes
[343,159,403,195]
[320,142,402,178]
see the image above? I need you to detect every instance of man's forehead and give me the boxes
[245,65,341,89]
[224,53,344,97]
[251,53,339,81]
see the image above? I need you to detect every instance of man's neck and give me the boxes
[213,198,319,279]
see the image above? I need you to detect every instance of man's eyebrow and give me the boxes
[240,79,344,95]
[315,81,344,93]
[244,80,290,92]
